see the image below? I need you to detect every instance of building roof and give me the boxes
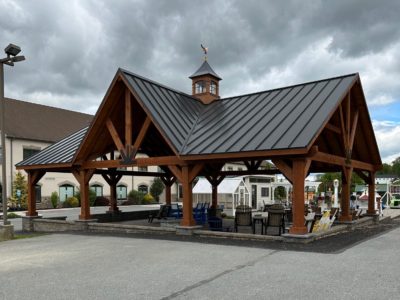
[189,60,222,80]
[4,98,92,143]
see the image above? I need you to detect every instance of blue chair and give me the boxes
[169,203,182,219]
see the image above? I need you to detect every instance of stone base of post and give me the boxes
[0,224,14,241]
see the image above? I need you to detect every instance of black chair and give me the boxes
[265,204,285,236]
[148,205,170,223]
[234,205,253,232]
[208,216,223,231]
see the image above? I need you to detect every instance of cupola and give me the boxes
[189,46,222,104]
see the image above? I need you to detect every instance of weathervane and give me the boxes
[201,44,208,61]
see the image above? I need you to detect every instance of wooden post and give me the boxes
[181,165,196,226]
[165,184,172,205]
[211,185,218,208]
[102,172,122,213]
[367,172,376,215]
[73,169,94,220]
[289,159,308,234]
[205,175,224,209]
[339,167,352,221]
[160,175,176,206]
[109,182,119,212]
[26,171,45,217]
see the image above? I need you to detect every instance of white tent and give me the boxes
[193,178,250,216]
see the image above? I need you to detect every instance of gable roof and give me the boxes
[4,98,92,143]
[16,69,381,169]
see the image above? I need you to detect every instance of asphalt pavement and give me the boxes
[0,224,399,299]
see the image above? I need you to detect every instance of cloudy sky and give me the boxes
[1,0,400,163]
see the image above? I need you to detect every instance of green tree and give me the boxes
[391,157,400,176]
[150,178,164,202]
[50,191,59,208]
[274,186,286,200]
[10,171,28,209]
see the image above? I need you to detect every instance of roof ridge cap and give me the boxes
[219,73,359,101]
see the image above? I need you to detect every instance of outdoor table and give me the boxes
[252,214,268,235]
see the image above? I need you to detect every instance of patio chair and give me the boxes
[169,203,182,219]
[234,205,253,232]
[265,204,286,236]
[148,205,170,223]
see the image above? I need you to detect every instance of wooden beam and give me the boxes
[125,88,132,146]
[132,116,151,154]
[346,93,351,148]
[81,156,184,169]
[325,123,341,134]
[339,103,348,149]
[218,169,281,176]
[168,165,183,182]
[310,151,377,171]
[106,118,124,152]
[355,169,370,184]
[189,163,204,182]
[271,159,293,183]
[349,110,359,151]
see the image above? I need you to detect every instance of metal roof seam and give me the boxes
[272,81,330,147]
[289,77,348,148]
[131,77,184,148]
[146,82,192,134]
[240,85,306,152]
[184,95,254,152]
[198,92,269,154]
[210,90,283,154]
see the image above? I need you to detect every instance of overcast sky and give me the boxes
[1,0,400,163]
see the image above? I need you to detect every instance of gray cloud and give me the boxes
[1,0,400,160]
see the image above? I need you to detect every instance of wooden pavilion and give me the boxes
[16,59,382,235]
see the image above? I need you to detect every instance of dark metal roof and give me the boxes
[16,127,88,167]
[182,74,357,155]
[189,60,222,80]
[121,69,204,153]
[17,71,359,167]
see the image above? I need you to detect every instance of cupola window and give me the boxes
[195,81,206,94]
[210,81,217,94]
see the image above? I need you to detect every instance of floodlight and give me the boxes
[4,44,21,56]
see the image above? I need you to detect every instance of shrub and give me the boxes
[7,212,21,219]
[94,196,109,206]
[50,192,59,208]
[150,178,164,202]
[126,189,145,205]
[74,189,97,206]
[143,193,154,204]
[63,196,79,208]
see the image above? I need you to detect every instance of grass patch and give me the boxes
[13,233,47,240]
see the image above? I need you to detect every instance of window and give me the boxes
[59,184,74,202]
[210,81,217,94]
[261,187,269,197]
[35,185,42,203]
[117,185,127,200]
[227,166,233,171]
[195,81,206,94]
[178,184,183,199]
[238,167,243,171]
[23,148,40,160]
[138,184,148,194]
[138,166,148,172]
[90,184,103,197]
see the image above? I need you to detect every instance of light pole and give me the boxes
[1,43,25,226]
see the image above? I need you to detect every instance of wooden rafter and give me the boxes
[349,110,359,151]
[271,159,293,183]
[106,118,124,152]
[125,88,132,146]
[82,156,183,169]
